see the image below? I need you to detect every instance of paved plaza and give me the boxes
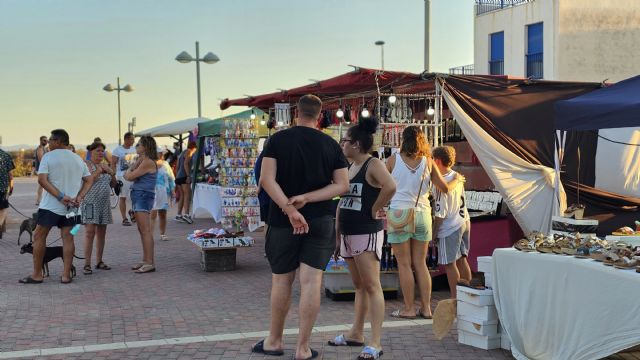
[1,178,514,359]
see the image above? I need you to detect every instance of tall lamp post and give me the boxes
[175,41,220,118]
[375,40,385,70]
[103,77,134,145]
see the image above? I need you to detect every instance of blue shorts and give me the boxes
[131,190,155,213]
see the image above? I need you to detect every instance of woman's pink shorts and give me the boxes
[340,230,384,260]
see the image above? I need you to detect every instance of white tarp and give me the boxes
[442,89,565,234]
[594,127,640,198]
[136,117,212,137]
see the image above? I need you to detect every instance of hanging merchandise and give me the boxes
[275,103,291,127]
[219,119,262,232]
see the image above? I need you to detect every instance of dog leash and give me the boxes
[8,202,33,220]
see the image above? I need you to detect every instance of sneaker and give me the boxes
[160,235,169,241]
[175,215,186,223]
[182,215,194,224]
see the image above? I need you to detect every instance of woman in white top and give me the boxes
[386,126,462,319]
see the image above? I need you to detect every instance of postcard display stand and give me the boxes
[190,119,260,272]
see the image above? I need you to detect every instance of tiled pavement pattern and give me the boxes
[0,178,630,359]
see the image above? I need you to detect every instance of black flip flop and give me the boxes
[18,276,43,284]
[251,339,284,356]
[293,349,318,360]
[60,277,73,284]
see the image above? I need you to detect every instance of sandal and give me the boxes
[60,277,73,284]
[96,261,111,270]
[134,264,155,273]
[357,346,384,360]
[328,334,364,347]
[122,219,132,226]
[390,309,417,319]
[251,339,285,356]
[129,210,136,223]
[83,265,93,275]
[18,276,43,284]
[417,308,433,319]
[294,348,318,360]
[131,263,144,270]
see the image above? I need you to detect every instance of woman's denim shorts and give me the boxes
[131,190,155,213]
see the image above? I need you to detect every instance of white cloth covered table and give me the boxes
[192,184,222,222]
[492,248,640,360]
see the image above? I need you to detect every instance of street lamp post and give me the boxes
[375,40,385,70]
[103,77,134,145]
[176,41,220,118]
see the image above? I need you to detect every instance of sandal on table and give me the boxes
[96,261,111,270]
[251,339,284,356]
[390,309,417,319]
[613,257,640,269]
[328,334,364,347]
[83,265,93,275]
[357,346,384,360]
[134,264,155,273]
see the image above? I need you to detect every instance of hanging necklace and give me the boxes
[401,155,421,174]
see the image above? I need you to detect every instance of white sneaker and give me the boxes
[160,235,169,241]
[175,215,186,223]
[183,215,194,224]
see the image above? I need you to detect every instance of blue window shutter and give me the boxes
[490,32,504,61]
[527,22,543,54]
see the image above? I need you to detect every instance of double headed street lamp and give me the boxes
[375,40,385,70]
[176,41,220,118]
[103,77,134,145]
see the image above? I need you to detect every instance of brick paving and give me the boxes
[0,178,515,359]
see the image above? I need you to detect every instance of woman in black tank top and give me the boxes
[330,119,396,359]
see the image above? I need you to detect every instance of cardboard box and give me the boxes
[457,316,499,337]
[477,256,492,274]
[458,330,500,350]
[457,286,494,307]
[501,333,511,350]
[485,273,493,289]
[457,301,498,321]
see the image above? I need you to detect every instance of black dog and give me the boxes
[17,213,38,245]
[20,242,78,278]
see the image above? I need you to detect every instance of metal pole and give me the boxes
[424,0,431,72]
[195,41,202,118]
[381,44,385,70]
[117,77,122,145]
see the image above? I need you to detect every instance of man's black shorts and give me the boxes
[265,215,334,274]
[175,177,187,186]
[37,209,80,228]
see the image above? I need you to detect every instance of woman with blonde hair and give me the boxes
[386,126,462,319]
[151,147,175,241]
[124,136,158,273]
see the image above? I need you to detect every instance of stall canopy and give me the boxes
[136,117,212,137]
[198,108,267,138]
[440,74,639,235]
[220,67,423,111]
[555,75,640,131]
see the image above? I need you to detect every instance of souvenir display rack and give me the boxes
[218,119,262,232]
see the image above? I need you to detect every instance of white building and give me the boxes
[473,0,640,82]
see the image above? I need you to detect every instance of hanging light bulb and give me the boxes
[388,95,397,104]
[250,109,256,120]
[361,106,370,118]
[260,115,266,126]
[336,108,344,118]
[427,100,435,116]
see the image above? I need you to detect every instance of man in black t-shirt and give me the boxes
[252,95,349,360]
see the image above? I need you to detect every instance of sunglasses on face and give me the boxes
[339,138,353,145]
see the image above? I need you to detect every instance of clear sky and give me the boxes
[0,0,474,148]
